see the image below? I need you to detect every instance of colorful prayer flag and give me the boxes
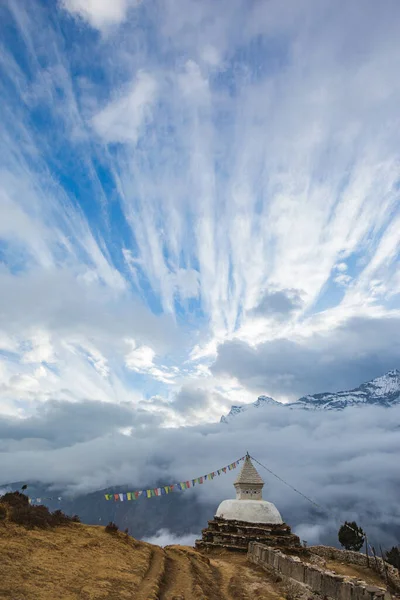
[105,455,245,501]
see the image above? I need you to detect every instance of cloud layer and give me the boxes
[1,401,399,547]
[213,315,400,401]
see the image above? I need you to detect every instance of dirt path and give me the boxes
[134,545,166,600]
[211,552,284,600]
[159,547,200,599]
[158,546,220,599]
[156,546,282,600]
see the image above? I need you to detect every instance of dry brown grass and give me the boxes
[1,504,389,600]
[324,559,386,587]
[0,516,283,600]
[0,493,286,600]
[0,518,154,600]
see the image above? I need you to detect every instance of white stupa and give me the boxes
[215,454,283,525]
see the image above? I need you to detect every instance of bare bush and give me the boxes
[105,521,119,534]
[0,491,80,530]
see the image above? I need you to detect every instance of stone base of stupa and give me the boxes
[195,516,301,553]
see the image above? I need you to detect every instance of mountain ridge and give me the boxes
[220,369,400,422]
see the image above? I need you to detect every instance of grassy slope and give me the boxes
[0,519,282,600]
[1,503,386,600]
[0,520,152,599]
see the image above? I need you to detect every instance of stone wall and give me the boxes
[248,543,393,600]
[310,546,400,594]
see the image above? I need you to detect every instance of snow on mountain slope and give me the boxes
[220,370,400,422]
[220,395,281,423]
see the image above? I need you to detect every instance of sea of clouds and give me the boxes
[1,401,399,548]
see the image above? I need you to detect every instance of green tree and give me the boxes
[338,521,365,552]
[385,546,400,570]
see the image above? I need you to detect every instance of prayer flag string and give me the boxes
[104,456,246,502]
[27,456,246,505]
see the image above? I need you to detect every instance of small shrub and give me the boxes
[124,528,129,535]
[385,546,400,570]
[71,514,80,523]
[338,521,365,552]
[105,521,119,534]
[52,509,73,526]
[12,505,52,529]
[0,491,30,508]
[0,505,7,520]
[282,580,303,600]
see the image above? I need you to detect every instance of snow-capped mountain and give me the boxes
[220,395,281,423]
[291,369,400,411]
[220,369,400,422]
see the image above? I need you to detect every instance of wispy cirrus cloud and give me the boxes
[92,72,158,144]
[0,0,399,430]
[61,0,136,30]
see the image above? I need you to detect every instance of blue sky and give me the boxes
[0,0,399,427]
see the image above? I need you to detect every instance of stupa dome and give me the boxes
[215,454,283,525]
[215,499,283,524]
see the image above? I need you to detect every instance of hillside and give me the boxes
[1,493,394,600]
[0,501,281,599]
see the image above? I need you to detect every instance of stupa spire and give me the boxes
[234,454,264,500]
